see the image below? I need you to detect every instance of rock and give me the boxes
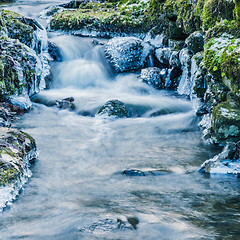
[155,47,171,66]
[165,67,182,90]
[79,218,137,233]
[0,128,37,210]
[122,169,169,176]
[139,67,163,89]
[186,31,204,54]
[200,142,240,175]
[168,39,185,51]
[122,169,146,176]
[9,95,32,110]
[212,101,240,142]
[56,97,75,110]
[169,51,180,68]
[48,41,63,61]
[49,0,150,37]
[105,37,150,73]
[0,10,34,47]
[96,100,129,118]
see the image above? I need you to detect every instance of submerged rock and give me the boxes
[0,128,37,210]
[139,67,163,89]
[96,100,129,118]
[200,142,240,175]
[122,169,169,176]
[105,37,150,73]
[79,217,138,233]
[56,97,75,110]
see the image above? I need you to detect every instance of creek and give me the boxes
[0,1,240,239]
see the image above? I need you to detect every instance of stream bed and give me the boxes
[0,1,240,239]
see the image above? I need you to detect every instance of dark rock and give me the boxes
[96,100,129,118]
[186,31,204,54]
[48,41,63,61]
[122,169,146,176]
[165,67,182,90]
[196,105,209,116]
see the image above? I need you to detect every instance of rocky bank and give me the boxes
[0,8,49,209]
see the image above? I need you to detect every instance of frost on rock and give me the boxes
[139,67,163,89]
[105,37,151,73]
[0,128,37,211]
[177,48,192,95]
[96,100,129,118]
[155,47,171,65]
[200,142,240,175]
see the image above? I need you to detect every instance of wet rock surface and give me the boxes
[139,67,163,89]
[79,217,139,233]
[200,142,240,175]
[96,100,129,118]
[0,127,37,209]
[105,37,150,73]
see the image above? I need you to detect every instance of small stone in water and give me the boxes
[122,169,145,176]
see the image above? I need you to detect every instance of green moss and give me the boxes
[50,0,149,35]
[202,0,235,30]
[205,20,240,42]
[0,166,18,186]
[234,0,240,23]
[1,10,34,47]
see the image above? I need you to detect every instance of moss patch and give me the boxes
[50,0,149,36]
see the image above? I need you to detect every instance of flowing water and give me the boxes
[1,1,240,239]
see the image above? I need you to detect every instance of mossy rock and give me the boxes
[0,37,40,100]
[49,0,150,36]
[205,20,240,42]
[0,10,34,47]
[96,100,129,118]
[212,101,240,142]
[0,127,37,186]
[202,0,235,30]
[203,34,240,102]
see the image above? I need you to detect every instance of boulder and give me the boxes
[155,47,171,66]
[0,37,42,100]
[96,100,129,118]
[139,67,163,89]
[105,37,150,73]
[186,31,204,54]
[0,128,37,209]
[212,101,240,142]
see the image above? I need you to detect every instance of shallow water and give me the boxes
[0,1,240,239]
